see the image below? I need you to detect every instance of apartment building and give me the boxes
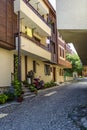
[0,0,57,91]
[0,0,17,92]
[57,33,72,82]
[0,0,72,93]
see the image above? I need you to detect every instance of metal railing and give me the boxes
[23,0,50,27]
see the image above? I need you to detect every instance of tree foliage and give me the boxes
[64,54,83,76]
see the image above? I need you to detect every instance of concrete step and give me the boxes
[23,91,32,96]
[23,92,36,99]
[24,94,36,99]
[22,86,30,92]
[22,86,36,99]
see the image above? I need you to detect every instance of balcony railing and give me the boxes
[51,53,57,64]
[65,60,72,68]
[23,0,49,27]
[58,58,72,68]
[50,32,56,43]
[19,32,50,52]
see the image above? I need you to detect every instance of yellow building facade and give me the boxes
[0,0,72,93]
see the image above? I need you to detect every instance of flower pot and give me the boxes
[17,96,23,102]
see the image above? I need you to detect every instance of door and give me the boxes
[53,67,56,82]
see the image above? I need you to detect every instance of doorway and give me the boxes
[53,67,56,82]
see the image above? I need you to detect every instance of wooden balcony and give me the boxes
[58,58,72,68]
[51,53,57,64]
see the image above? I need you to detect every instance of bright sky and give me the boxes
[49,0,56,9]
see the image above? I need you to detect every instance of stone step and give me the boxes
[23,92,36,99]
[22,87,31,93]
[23,91,32,96]
[24,94,36,99]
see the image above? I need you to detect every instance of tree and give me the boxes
[64,54,83,76]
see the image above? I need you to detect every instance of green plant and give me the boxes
[0,94,8,104]
[50,80,56,87]
[29,84,37,92]
[12,80,22,97]
[22,80,28,87]
[22,80,28,85]
[4,92,15,101]
[44,81,56,88]
[44,82,51,88]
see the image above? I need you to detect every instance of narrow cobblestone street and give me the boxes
[0,79,87,130]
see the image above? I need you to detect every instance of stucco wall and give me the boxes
[21,55,25,81]
[65,76,73,81]
[56,67,64,83]
[21,56,53,83]
[56,0,87,29]
[0,48,13,87]
[21,36,51,61]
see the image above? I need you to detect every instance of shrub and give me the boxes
[0,94,8,104]
[50,80,57,87]
[44,81,56,88]
[5,92,15,101]
[29,84,37,92]
[44,82,51,88]
[12,80,22,97]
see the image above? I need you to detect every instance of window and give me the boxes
[53,43,55,54]
[51,22,55,33]
[60,47,62,57]
[59,68,64,76]
[59,68,61,76]
[62,69,64,76]
[25,26,27,35]
[63,49,64,58]
[44,64,50,75]
[59,47,65,58]
[33,61,36,73]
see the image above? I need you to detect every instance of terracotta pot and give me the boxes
[17,96,23,102]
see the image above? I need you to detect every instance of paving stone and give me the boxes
[0,79,87,130]
[83,121,87,128]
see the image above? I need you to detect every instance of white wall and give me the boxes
[0,48,13,86]
[56,0,87,29]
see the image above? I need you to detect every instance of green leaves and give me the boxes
[12,80,22,97]
[65,54,83,76]
[0,94,8,104]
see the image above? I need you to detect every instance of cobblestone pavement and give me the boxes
[0,79,87,130]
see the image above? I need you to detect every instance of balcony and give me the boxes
[14,0,51,37]
[15,33,51,61]
[65,60,72,68]
[51,54,57,64]
[58,58,72,68]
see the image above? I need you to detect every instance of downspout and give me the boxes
[18,11,21,82]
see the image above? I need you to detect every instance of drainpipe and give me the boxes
[18,11,21,82]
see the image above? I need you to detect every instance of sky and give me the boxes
[49,0,77,54]
[49,0,56,10]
